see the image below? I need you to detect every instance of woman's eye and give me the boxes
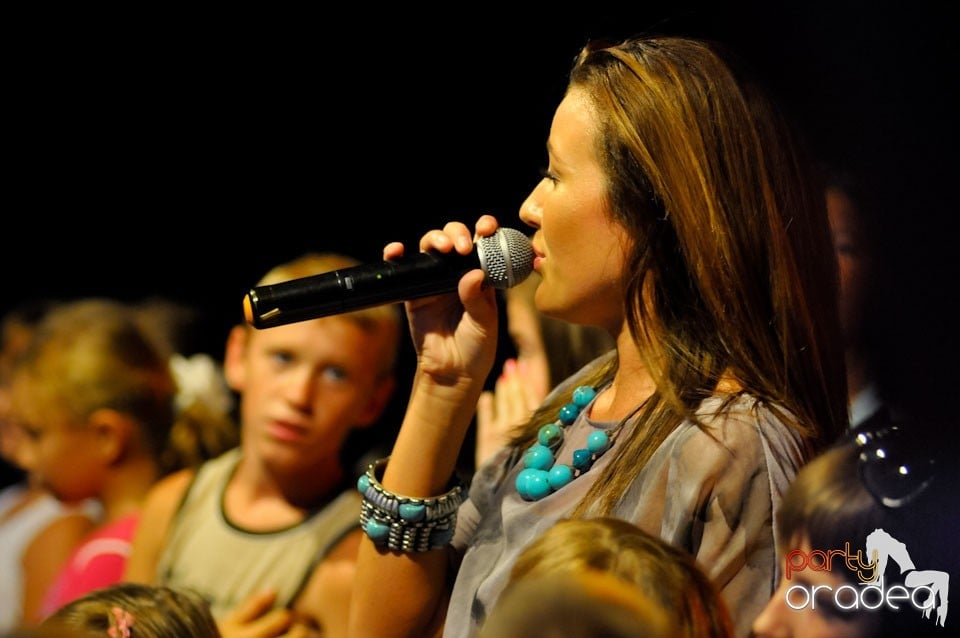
[539,167,558,183]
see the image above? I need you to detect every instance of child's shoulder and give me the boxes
[154,447,238,504]
[142,466,199,518]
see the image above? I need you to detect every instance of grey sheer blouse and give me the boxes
[446,356,806,638]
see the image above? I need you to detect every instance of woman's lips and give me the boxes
[531,245,545,271]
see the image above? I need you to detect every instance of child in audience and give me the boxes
[491,517,735,638]
[126,253,404,638]
[0,300,100,632]
[9,297,234,617]
[752,422,958,637]
[38,582,221,638]
[477,570,671,638]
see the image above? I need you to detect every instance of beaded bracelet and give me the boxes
[357,457,465,552]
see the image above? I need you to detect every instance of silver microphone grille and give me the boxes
[476,227,535,289]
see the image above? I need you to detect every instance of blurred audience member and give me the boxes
[477,570,672,638]
[823,162,888,432]
[752,422,958,637]
[0,300,100,633]
[132,296,239,469]
[9,298,235,618]
[494,516,735,638]
[38,582,221,638]
[126,253,403,637]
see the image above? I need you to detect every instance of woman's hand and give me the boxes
[384,215,502,387]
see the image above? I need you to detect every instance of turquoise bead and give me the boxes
[572,385,596,408]
[524,444,554,470]
[558,403,580,425]
[587,430,610,454]
[548,464,573,490]
[572,448,593,471]
[357,474,370,493]
[516,468,552,500]
[399,502,426,522]
[364,519,390,543]
[512,384,619,501]
[538,423,563,448]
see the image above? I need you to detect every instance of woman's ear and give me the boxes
[86,408,134,464]
[223,325,250,393]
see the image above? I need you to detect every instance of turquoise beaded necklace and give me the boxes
[515,385,642,501]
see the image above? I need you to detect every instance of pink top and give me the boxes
[40,513,139,617]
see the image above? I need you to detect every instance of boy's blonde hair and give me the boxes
[254,252,404,375]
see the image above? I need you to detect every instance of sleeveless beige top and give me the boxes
[155,448,361,618]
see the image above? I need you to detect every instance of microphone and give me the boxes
[243,227,535,329]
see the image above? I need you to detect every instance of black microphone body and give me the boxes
[245,227,534,329]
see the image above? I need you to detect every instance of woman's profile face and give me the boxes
[519,87,630,332]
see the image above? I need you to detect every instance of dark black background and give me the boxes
[4,3,957,446]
